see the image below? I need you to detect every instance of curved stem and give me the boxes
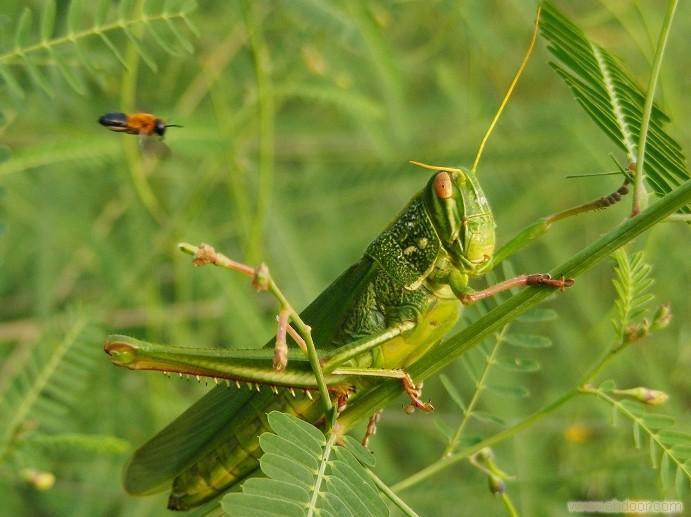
[631,0,678,216]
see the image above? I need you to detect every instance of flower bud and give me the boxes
[651,304,672,330]
[613,387,669,406]
[21,469,55,491]
[488,475,505,495]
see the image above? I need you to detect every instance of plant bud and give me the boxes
[613,387,669,406]
[21,469,55,491]
[488,475,505,495]
[651,304,672,330]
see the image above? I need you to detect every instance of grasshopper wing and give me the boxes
[122,258,377,497]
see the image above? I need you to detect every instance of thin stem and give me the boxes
[392,388,579,493]
[443,326,509,456]
[243,0,274,263]
[367,469,419,517]
[120,1,164,224]
[500,493,519,517]
[631,0,678,216]
[391,296,659,492]
[307,432,339,517]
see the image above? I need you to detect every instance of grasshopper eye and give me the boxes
[434,171,453,199]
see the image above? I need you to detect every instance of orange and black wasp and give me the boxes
[98,112,182,137]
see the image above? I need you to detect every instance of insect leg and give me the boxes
[487,180,631,270]
[331,367,434,412]
[458,274,574,305]
[362,410,383,448]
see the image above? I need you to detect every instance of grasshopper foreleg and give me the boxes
[460,274,574,305]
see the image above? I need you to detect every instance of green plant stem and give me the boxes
[631,0,678,216]
[120,1,164,224]
[0,10,191,64]
[500,493,519,517]
[442,325,509,457]
[243,1,274,263]
[367,469,419,517]
[391,389,579,492]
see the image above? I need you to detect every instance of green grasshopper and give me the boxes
[104,10,630,511]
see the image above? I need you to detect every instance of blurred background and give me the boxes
[0,0,688,515]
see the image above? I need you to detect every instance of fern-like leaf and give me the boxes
[540,2,690,214]
[0,315,101,455]
[0,0,198,96]
[611,249,654,343]
[585,385,691,497]
[222,411,389,517]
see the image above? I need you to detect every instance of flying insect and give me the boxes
[98,112,182,137]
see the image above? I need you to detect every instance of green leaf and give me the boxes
[495,356,540,372]
[0,67,24,99]
[633,421,641,449]
[14,8,33,49]
[225,412,390,517]
[660,450,670,489]
[504,333,552,348]
[95,0,110,26]
[0,145,11,163]
[472,411,506,426]
[439,374,466,412]
[148,20,182,55]
[21,55,53,96]
[619,399,646,416]
[165,18,194,53]
[598,379,616,391]
[516,308,558,322]
[650,438,658,469]
[670,446,691,460]
[121,29,159,71]
[242,478,309,505]
[267,411,325,453]
[118,0,135,20]
[485,383,530,398]
[223,493,305,517]
[541,2,690,215]
[658,430,691,447]
[343,435,376,468]
[67,0,82,33]
[48,48,86,94]
[40,0,56,41]
[641,414,675,430]
[675,465,687,499]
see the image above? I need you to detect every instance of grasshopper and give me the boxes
[104,9,630,511]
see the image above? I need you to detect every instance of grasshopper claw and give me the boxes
[402,374,434,413]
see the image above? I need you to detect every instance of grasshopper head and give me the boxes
[421,166,496,275]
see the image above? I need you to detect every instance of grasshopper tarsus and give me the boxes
[362,410,383,448]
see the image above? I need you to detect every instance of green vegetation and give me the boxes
[0,1,688,515]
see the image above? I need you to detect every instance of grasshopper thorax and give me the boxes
[422,168,496,275]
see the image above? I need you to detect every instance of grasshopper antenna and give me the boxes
[471,5,541,175]
[165,124,184,128]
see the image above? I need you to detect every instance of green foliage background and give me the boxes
[0,0,688,515]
